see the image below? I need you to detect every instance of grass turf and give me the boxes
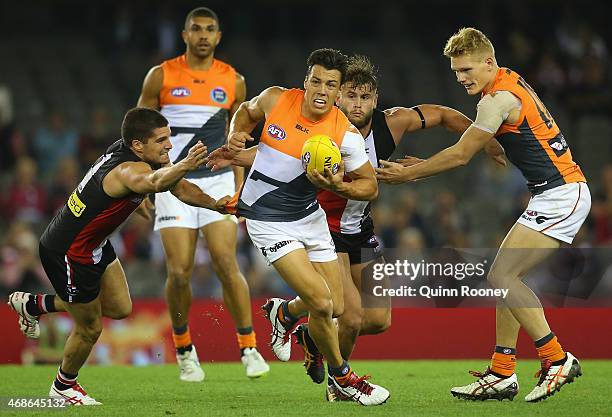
[0,360,608,417]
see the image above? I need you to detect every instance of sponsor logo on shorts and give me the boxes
[521,211,550,225]
[171,87,191,97]
[267,124,286,141]
[211,87,228,104]
[66,285,79,297]
[158,215,180,222]
[68,191,86,217]
[260,240,293,257]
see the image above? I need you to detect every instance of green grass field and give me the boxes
[0,360,608,417]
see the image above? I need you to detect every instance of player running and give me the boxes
[137,7,268,380]
[376,27,590,402]
[207,48,390,405]
[8,108,229,405]
[287,55,505,399]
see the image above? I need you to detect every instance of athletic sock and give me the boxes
[490,346,516,378]
[329,361,352,385]
[535,332,566,364]
[54,368,77,391]
[278,301,298,328]
[25,294,57,316]
[172,324,193,355]
[237,327,257,355]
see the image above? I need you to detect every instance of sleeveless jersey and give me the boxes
[485,68,586,194]
[159,55,236,178]
[318,109,396,234]
[229,89,369,222]
[40,140,146,264]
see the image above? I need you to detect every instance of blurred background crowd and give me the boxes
[1,0,610,300]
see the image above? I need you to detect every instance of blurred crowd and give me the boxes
[1,1,611,300]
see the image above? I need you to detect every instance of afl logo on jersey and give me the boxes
[267,124,286,141]
[211,87,228,104]
[171,87,191,97]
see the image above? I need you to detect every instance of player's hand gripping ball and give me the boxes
[301,135,341,175]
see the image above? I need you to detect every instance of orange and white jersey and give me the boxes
[159,55,236,178]
[231,89,368,222]
[484,68,586,194]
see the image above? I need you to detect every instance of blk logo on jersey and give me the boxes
[267,124,286,141]
[211,87,228,104]
[171,87,191,97]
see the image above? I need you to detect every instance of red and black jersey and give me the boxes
[40,140,147,264]
[318,109,396,234]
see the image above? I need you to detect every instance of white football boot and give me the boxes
[330,371,390,406]
[49,382,101,406]
[261,298,292,361]
[177,346,205,382]
[524,352,582,402]
[8,292,40,339]
[451,368,519,401]
[241,347,270,378]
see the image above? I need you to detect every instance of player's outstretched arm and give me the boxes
[105,142,207,196]
[375,125,494,184]
[170,179,230,212]
[137,66,163,109]
[386,105,472,141]
[206,146,257,171]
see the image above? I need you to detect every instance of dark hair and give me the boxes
[184,7,219,29]
[344,55,378,91]
[306,48,349,82]
[121,108,168,147]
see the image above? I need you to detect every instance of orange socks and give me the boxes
[172,327,192,351]
[535,333,566,363]
[237,331,257,350]
[490,346,516,377]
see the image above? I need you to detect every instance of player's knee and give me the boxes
[211,252,239,281]
[105,301,132,320]
[308,296,334,319]
[332,297,344,318]
[339,307,363,332]
[76,320,103,344]
[365,311,391,334]
[167,264,192,285]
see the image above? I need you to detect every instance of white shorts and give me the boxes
[246,207,337,263]
[517,182,591,244]
[154,171,237,231]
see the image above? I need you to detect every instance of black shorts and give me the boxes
[39,241,117,304]
[331,229,383,265]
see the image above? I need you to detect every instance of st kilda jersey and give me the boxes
[318,108,396,234]
[40,140,147,264]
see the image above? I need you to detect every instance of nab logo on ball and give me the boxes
[171,87,191,97]
[267,124,286,141]
[211,87,228,104]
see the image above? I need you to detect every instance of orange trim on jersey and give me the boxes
[261,89,351,159]
[486,68,585,184]
[159,55,236,109]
